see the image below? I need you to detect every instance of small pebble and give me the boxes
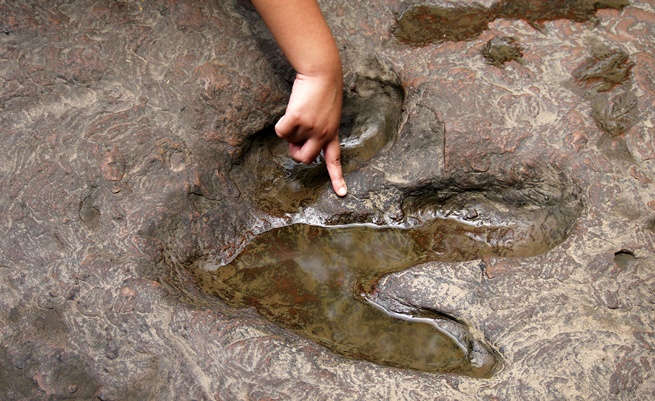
[465,208,478,219]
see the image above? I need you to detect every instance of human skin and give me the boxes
[250,0,348,196]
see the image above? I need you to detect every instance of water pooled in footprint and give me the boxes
[193,224,490,376]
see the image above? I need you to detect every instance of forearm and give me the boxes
[250,0,341,78]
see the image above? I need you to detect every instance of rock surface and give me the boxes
[1,0,654,399]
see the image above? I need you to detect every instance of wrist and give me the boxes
[294,47,342,83]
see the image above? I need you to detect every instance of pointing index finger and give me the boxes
[324,138,347,197]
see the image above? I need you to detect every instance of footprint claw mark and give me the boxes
[189,186,581,376]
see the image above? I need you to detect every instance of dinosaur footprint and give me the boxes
[187,59,582,377]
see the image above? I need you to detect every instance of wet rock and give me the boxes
[230,57,403,215]
[394,3,492,45]
[1,0,654,399]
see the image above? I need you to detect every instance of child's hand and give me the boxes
[275,71,347,197]
[250,0,347,196]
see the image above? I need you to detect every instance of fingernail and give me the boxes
[337,186,347,197]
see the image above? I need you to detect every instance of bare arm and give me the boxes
[251,0,347,197]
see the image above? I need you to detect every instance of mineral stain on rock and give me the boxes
[394,0,629,45]
[188,187,582,377]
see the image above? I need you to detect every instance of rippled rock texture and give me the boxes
[1,0,654,399]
